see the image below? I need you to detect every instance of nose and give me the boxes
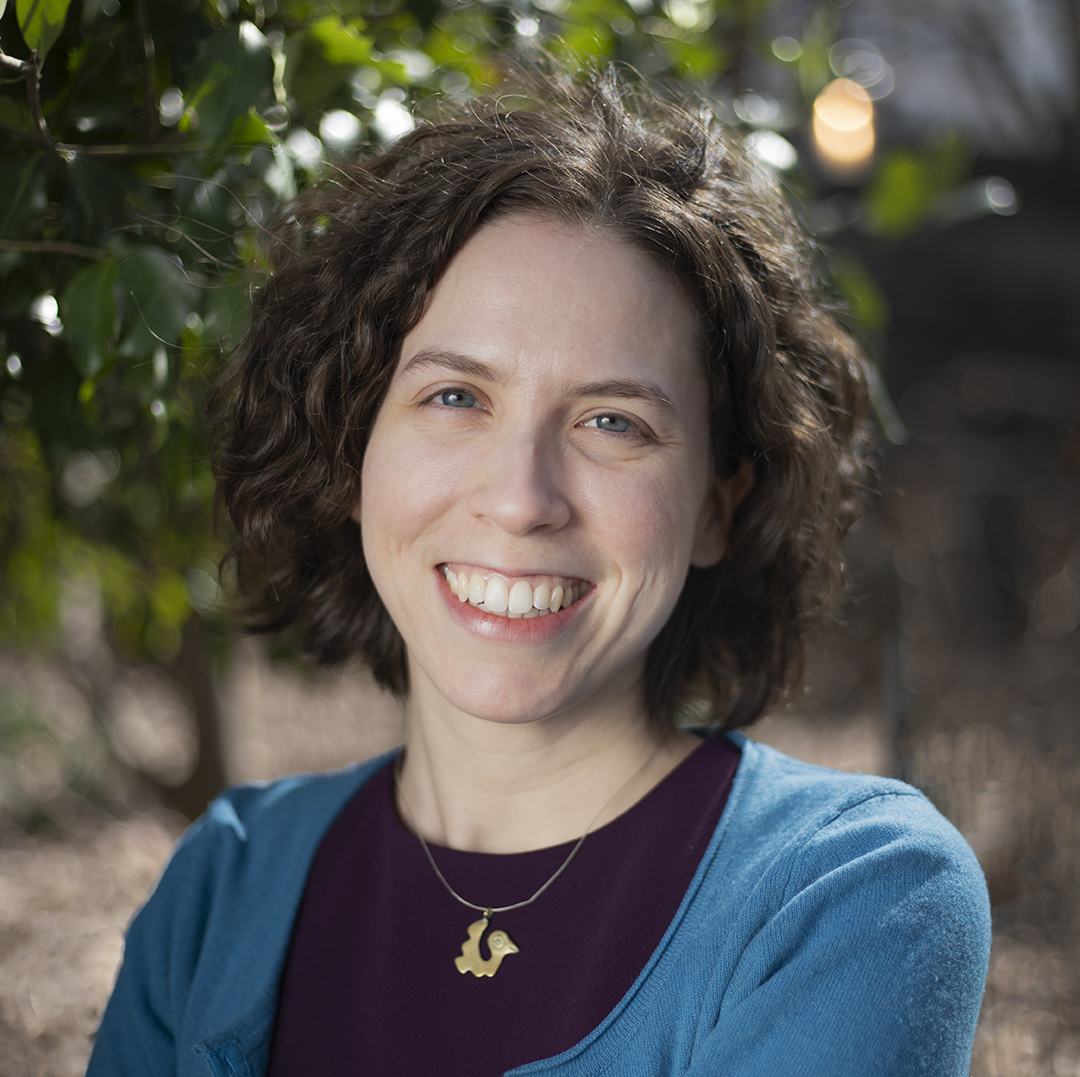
[466,430,572,536]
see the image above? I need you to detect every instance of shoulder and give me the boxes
[168,751,390,860]
[711,733,990,973]
[183,751,393,846]
[725,732,983,878]
[88,750,397,1076]
[160,748,397,907]
[142,748,398,950]
[703,734,991,978]
[648,737,991,1076]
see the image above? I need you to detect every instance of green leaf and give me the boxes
[831,253,889,334]
[0,158,46,241]
[60,259,119,379]
[150,568,191,628]
[309,16,374,66]
[862,152,936,240]
[116,247,201,357]
[862,137,972,240]
[557,19,615,61]
[664,39,727,79]
[223,108,276,149]
[16,0,73,60]
[182,23,275,144]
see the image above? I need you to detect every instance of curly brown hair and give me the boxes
[216,62,870,731]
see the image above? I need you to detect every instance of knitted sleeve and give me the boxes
[686,790,991,1076]
[86,811,215,1077]
[85,762,383,1077]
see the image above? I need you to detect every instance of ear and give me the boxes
[690,458,754,568]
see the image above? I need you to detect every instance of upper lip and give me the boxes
[437,561,591,582]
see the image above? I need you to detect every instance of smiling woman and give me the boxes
[87,63,990,1077]
[359,218,733,736]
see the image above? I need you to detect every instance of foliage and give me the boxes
[862,134,972,240]
[0,0,994,805]
[0,0,776,670]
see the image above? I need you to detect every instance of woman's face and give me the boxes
[359,216,739,726]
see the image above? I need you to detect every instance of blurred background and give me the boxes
[0,0,1077,1072]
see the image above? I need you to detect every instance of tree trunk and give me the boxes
[161,615,229,820]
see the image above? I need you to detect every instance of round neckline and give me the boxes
[390,733,718,860]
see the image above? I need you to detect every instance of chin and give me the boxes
[428,655,644,727]
[439,677,577,726]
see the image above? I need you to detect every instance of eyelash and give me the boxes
[581,413,641,437]
[424,390,648,440]
[430,388,479,409]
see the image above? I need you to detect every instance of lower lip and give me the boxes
[437,572,590,643]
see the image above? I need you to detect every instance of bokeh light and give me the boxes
[813,78,875,178]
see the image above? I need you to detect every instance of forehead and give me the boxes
[397,215,704,391]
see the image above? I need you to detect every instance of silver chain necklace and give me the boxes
[394,742,665,979]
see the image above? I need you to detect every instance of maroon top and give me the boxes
[267,735,740,1077]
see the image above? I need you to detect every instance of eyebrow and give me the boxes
[400,350,679,418]
[399,350,500,383]
[570,379,678,418]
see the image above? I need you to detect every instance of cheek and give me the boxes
[583,464,709,582]
[358,431,396,545]
[359,423,464,556]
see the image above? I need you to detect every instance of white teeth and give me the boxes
[484,576,509,614]
[469,574,485,605]
[444,566,587,618]
[508,580,534,614]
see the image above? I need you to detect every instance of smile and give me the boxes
[439,564,590,619]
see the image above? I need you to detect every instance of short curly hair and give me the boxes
[216,62,870,731]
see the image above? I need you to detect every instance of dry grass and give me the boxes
[0,811,183,1077]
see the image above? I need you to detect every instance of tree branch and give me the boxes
[23,51,58,154]
[0,47,59,155]
[0,48,32,76]
[1,121,212,157]
[0,239,109,259]
[63,140,214,157]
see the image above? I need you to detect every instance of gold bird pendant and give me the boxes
[454,914,520,978]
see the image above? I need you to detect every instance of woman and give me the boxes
[88,64,990,1077]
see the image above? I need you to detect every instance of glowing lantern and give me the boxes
[813,78,875,178]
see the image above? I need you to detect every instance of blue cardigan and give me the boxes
[88,735,991,1076]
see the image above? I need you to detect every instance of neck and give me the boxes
[396,667,698,854]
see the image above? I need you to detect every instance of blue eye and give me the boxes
[585,414,634,434]
[436,389,478,408]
